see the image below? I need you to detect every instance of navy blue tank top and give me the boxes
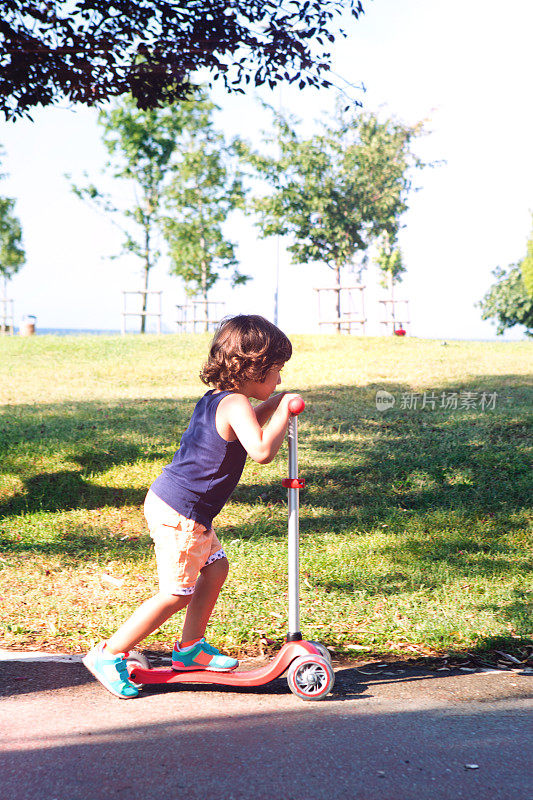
[150,390,247,528]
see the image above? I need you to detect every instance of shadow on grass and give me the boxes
[1,469,146,517]
[0,397,190,519]
[1,375,530,530]
[0,524,152,560]
[233,376,531,513]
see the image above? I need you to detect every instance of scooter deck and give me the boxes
[129,641,319,687]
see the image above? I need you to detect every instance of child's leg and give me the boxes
[104,556,229,655]
[105,592,190,655]
[180,556,229,645]
[172,555,237,672]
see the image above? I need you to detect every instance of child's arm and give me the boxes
[219,392,301,464]
[253,392,286,427]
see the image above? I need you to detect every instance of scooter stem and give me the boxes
[287,414,302,641]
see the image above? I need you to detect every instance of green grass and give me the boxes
[0,333,531,660]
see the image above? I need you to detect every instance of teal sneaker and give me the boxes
[172,638,238,672]
[82,643,139,699]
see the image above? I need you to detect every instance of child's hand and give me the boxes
[288,395,305,415]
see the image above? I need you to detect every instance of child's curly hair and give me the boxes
[200,314,292,391]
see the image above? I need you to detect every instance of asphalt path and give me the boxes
[1,651,531,800]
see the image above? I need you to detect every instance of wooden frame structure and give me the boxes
[121,290,162,335]
[378,298,411,334]
[314,285,366,334]
[176,299,225,333]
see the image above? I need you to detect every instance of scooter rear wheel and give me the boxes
[287,655,335,700]
[126,650,150,688]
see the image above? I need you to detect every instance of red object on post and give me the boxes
[282,477,306,489]
[394,328,406,336]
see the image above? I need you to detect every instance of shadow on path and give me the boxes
[1,660,531,800]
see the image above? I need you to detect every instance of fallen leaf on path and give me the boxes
[101,574,124,588]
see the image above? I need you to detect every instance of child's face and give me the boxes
[244,364,284,400]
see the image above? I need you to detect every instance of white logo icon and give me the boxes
[376,390,395,412]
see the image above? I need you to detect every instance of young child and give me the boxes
[83,314,300,698]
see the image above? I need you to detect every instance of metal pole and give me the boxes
[287,415,301,639]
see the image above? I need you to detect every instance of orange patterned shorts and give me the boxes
[143,490,226,596]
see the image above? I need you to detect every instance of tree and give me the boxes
[478,219,533,337]
[0,147,26,297]
[72,91,247,332]
[375,232,406,292]
[0,197,25,282]
[0,195,25,314]
[71,93,211,332]
[479,265,533,337]
[520,219,533,298]
[241,106,424,329]
[0,1,365,120]
[163,125,248,331]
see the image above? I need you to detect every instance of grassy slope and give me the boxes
[0,334,531,658]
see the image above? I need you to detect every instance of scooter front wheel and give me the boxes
[126,650,150,688]
[287,655,335,700]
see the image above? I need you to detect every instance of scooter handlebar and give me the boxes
[288,396,305,415]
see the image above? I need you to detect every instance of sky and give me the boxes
[1,0,532,340]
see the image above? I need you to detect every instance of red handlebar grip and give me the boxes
[288,397,305,415]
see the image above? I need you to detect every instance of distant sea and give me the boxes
[8,327,528,342]
[16,328,172,336]
[34,328,122,336]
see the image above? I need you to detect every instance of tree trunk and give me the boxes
[141,224,151,334]
[389,269,395,332]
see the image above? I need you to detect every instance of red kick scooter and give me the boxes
[126,397,335,701]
